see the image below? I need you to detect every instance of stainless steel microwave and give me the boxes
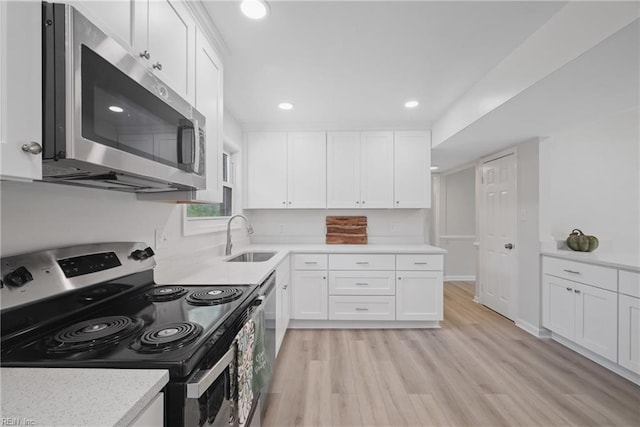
[41,3,206,192]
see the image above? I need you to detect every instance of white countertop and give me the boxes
[163,244,446,286]
[541,248,640,272]
[0,368,169,427]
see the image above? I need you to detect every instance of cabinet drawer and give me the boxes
[294,254,328,270]
[328,271,395,296]
[276,255,291,285]
[329,296,395,320]
[620,270,640,298]
[328,254,395,270]
[396,254,443,271]
[542,257,617,292]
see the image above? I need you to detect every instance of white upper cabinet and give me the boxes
[147,0,196,103]
[394,131,431,208]
[288,132,327,208]
[327,132,360,209]
[246,132,288,208]
[0,1,42,181]
[360,132,394,208]
[72,0,196,103]
[189,28,223,203]
[245,132,327,209]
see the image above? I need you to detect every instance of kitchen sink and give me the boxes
[225,252,277,262]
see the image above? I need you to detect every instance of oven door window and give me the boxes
[81,45,196,172]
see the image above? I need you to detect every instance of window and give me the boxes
[183,152,236,235]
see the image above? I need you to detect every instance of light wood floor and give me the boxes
[263,281,640,427]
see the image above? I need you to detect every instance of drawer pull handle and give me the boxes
[355,283,368,286]
[355,307,369,311]
[355,262,369,265]
[574,289,581,294]
[563,269,580,274]
[304,262,318,264]
[566,287,573,291]
[414,262,428,265]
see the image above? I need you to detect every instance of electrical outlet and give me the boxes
[155,229,170,249]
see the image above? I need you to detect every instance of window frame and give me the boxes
[182,150,237,236]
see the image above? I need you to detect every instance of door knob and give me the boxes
[504,243,514,250]
[21,142,42,155]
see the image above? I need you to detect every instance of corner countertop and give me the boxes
[540,248,640,272]
[0,368,169,426]
[164,244,446,286]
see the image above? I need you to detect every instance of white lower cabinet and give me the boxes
[292,270,328,320]
[542,256,625,367]
[129,392,163,427]
[329,296,395,320]
[542,274,617,362]
[396,271,443,321]
[619,293,640,374]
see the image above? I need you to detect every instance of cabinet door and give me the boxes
[396,271,443,321]
[191,29,223,202]
[287,132,326,208]
[0,1,42,181]
[70,0,144,56]
[394,131,431,208]
[542,275,575,339]
[292,271,328,320]
[574,283,618,362]
[246,132,288,208]
[327,131,361,208]
[619,294,640,374]
[147,0,195,103]
[360,131,394,208]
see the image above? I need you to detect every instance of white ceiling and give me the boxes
[432,19,640,171]
[202,1,566,128]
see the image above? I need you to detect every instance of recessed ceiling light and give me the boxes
[278,102,293,110]
[404,100,419,109]
[241,0,269,19]
[108,106,124,113]
[430,165,440,171]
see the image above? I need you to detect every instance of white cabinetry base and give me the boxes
[289,319,440,329]
[551,333,640,386]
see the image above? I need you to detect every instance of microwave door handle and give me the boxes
[177,120,195,172]
[192,118,201,174]
[186,347,235,398]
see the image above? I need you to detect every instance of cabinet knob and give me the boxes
[282,201,286,205]
[362,201,366,205]
[322,276,326,280]
[396,201,400,204]
[574,289,581,294]
[504,243,514,250]
[21,142,42,155]
[152,62,163,71]
[398,277,402,280]
[288,201,292,205]
[356,201,359,204]
[139,50,150,60]
[566,287,573,292]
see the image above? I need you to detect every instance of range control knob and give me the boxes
[130,247,155,261]
[3,266,33,288]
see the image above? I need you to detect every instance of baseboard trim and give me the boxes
[551,333,640,386]
[444,275,476,282]
[288,319,441,329]
[515,319,551,338]
[473,296,481,304]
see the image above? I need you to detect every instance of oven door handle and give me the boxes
[186,347,235,399]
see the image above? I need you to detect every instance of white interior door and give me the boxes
[480,153,517,319]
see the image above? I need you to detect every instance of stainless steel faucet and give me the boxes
[225,214,254,255]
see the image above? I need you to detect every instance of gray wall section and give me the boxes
[516,138,541,331]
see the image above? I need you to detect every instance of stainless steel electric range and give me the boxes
[0,242,266,427]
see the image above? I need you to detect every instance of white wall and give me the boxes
[246,209,428,245]
[0,111,248,283]
[516,139,541,333]
[540,109,640,255]
[436,166,476,280]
